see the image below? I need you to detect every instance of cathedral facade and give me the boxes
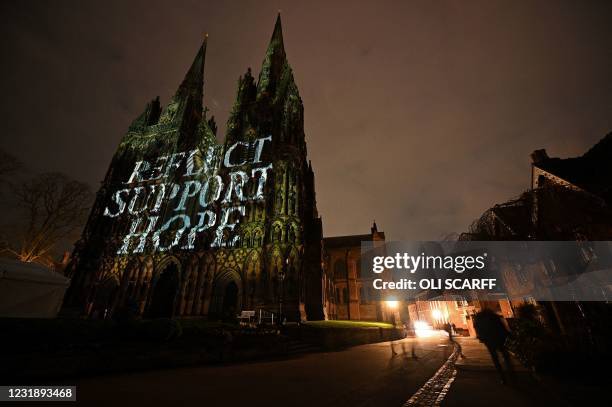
[64,15,325,322]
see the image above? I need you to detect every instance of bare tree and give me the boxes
[1,172,93,265]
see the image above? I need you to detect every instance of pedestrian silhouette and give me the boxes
[444,322,453,340]
[473,309,513,384]
[390,340,397,357]
[444,322,465,358]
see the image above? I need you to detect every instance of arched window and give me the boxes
[273,224,282,242]
[334,259,347,279]
[288,225,297,243]
[254,230,262,246]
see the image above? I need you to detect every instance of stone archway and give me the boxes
[209,268,242,321]
[221,281,239,318]
[148,260,180,318]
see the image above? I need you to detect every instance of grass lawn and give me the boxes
[302,320,394,329]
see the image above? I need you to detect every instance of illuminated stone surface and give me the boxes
[64,15,325,321]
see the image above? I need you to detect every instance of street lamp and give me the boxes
[385,300,399,310]
[385,298,399,326]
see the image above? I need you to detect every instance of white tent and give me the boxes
[0,258,70,318]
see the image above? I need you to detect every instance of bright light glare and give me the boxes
[431,309,443,320]
[385,300,399,309]
[414,321,435,338]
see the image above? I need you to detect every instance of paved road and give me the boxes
[445,338,576,407]
[68,336,452,407]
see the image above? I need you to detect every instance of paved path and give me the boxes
[443,338,570,407]
[403,340,460,406]
[64,336,452,407]
[48,335,586,407]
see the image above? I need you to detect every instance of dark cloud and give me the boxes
[1,0,611,240]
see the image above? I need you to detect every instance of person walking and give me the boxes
[473,308,513,383]
[444,322,453,341]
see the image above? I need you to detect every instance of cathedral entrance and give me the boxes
[148,262,179,318]
[209,269,241,321]
[221,281,238,320]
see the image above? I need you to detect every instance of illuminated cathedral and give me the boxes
[64,15,326,321]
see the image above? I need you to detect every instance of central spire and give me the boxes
[270,13,284,52]
[175,36,208,106]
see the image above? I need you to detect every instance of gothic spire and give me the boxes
[174,36,207,105]
[257,13,288,98]
[271,13,284,52]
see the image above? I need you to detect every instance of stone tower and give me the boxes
[64,14,324,322]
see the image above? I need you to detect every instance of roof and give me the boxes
[323,233,384,249]
[534,132,612,202]
[0,257,69,286]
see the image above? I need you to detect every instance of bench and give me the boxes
[237,310,256,325]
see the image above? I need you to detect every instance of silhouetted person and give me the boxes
[473,309,513,383]
[389,324,403,357]
[390,335,398,357]
[444,322,454,340]
[400,323,408,356]
[390,343,398,356]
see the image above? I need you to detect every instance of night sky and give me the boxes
[1,0,611,240]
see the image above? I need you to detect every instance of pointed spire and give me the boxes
[175,36,207,105]
[257,13,287,98]
[271,12,284,51]
[236,67,256,104]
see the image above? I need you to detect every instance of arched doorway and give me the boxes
[209,269,241,321]
[148,262,179,318]
[221,281,238,320]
